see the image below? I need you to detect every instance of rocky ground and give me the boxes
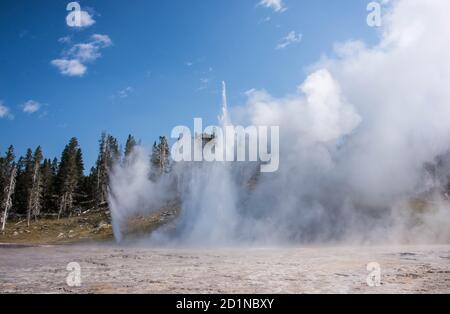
[0,244,449,294]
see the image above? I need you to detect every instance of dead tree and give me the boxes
[1,166,17,232]
[27,161,42,227]
[58,191,74,220]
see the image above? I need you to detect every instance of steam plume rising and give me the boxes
[109,0,450,245]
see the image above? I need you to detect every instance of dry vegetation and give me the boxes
[0,204,180,245]
[0,210,113,245]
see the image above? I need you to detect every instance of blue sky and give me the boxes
[0,0,378,169]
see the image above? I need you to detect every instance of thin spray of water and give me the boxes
[161,81,240,245]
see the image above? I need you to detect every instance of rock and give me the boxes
[57,233,65,239]
[98,222,111,230]
[13,231,19,236]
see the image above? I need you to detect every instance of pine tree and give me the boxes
[79,167,96,210]
[17,149,35,220]
[95,133,108,207]
[150,136,171,179]
[1,146,17,231]
[159,136,170,173]
[0,146,14,205]
[51,158,59,176]
[57,138,83,219]
[124,134,137,159]
[94,133,120,208]
[73,147,87,208]
[107,135,120,167]
[0,146,15,178]
[41,159,57,214]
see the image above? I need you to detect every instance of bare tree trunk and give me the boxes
[27,194,32,227]
[27,163,40,227]
[31,178,42,221]
[58,193,66,220]
[58,191,73,220]
[160,147,166,174]
[1,167,17,232]
[67,192,73,216]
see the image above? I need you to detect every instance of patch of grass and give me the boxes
[0,203,181,245]
[0,210,113,245]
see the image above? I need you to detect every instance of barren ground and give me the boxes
[1,244,449,294]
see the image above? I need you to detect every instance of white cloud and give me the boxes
[68,43,100,62]
[51,34,112,77]
[118,86,134,98]
[276,31,302,49]
[91,34,113,47]
[79,10,95,28]
[258,0,287,12]
[58,36,71,44]
[259,16,272,24]
[198,78,211,91]
[51,59,87,77]
[22,100,41,114]
[68,35,112,62]
[0,101,13,119]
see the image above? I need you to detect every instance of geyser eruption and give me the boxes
[220,81,231,127]
[108,146,175,242]
[162,81,241,244]
[109,0,450,245]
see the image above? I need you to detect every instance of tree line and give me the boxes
[0,133,170,231]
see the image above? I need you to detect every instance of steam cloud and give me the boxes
[109,0,450,245]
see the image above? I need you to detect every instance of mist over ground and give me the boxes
[109,0,450,246]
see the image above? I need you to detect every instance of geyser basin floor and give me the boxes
[0,244,449,294]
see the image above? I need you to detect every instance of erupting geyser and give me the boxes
[109,0,450,246]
